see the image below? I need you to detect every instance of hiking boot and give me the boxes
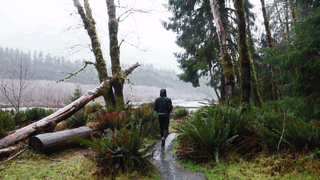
[161,137,165,147]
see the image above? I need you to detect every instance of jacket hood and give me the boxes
[160,89,167,97]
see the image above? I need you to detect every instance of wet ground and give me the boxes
[152,133,205,180]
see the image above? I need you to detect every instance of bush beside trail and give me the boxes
[174,98,320,179]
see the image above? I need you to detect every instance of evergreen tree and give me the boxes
[281,7,320,98]
[164,0,238,102]
[69,85,83,103]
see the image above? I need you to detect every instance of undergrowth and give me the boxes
[174,97,320,178]
[0,108,54,139]
[73,103,159,178]
[1,102,161,179]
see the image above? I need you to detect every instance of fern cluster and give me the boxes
[75,103,158,177]
[176,104,242,164]
[175,98,320,164]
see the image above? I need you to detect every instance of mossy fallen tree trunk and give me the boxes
[0,63,140,149]
[29,126,92,154]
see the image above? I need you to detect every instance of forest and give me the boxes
[1,0,320,179]
[0,46,212,108]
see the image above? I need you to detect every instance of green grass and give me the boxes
[177,159,204,172]
[0,148,160,180]
[169,117,179,134]
[204,158,319,180]
[0,149,100,180]
[174,151,320,180]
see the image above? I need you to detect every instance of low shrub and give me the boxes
[14,108,54,126]
[0,110,14,139]
[73,103,159,178]
[78,119,156,178]
[66,110,89,129]
[236,101,320,153]
[91,103,159,138]
[254,106,320,151]
[176,104,242,163]
[84,103,104,114]
[130,104,159,138]
[93,109,128,130]
[173,107,189,119]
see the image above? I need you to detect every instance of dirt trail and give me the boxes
[152,133,205,180]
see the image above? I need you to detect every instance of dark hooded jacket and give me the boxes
[153,89,173,114]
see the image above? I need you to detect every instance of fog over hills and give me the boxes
[124,64,215,102]
[0,47,216,107]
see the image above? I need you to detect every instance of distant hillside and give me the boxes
[126,64,215,101]
[0,46,216,104]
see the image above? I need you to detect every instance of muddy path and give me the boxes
[152,133,205,180]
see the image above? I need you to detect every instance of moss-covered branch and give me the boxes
[56,61,95,83]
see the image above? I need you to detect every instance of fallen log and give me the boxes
[0,90,97,149]
[0,145,24,158]
[0,62,140,149]
[29,126,92,154]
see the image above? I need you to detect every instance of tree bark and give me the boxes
[74,0,116,107]
[29,126,91,154]
[260,0,280,101]
[234,0,251,105]
[209,0,235,104]
[235,0,263,107]
[106,0,124,109]
[242,3,262,107]
[0,63,140,149]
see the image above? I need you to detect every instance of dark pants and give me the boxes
[158,113,169,139]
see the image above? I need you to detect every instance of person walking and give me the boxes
[153,89,173,147]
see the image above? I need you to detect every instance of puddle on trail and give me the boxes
[152,133,205,180]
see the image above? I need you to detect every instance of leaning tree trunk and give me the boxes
[74,0,116,107]
[209,0,235,105]
[260,0,280,101]
[0,63,140,149]
[106,0,125,109]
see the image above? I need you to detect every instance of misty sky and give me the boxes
[0,0,182,72]
[0,0,263,74]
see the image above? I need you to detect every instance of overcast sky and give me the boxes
[0,0,183,72]
[0,0,263,74]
